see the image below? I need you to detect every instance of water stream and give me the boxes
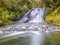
[0,8,47,45]
[18,8,45,23]
[20,8,45,45]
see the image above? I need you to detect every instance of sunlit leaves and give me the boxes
[0,0,60,26]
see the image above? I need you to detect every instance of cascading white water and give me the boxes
[18,8,45,23]
[29,8,45,22]
[17,8,45,45]
[0,8,46,45]
[30,31,44,45]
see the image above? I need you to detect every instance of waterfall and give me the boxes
[18,8,45,23]
[0,8,46,45]
[18,8,45,45]
[17,8,45,45]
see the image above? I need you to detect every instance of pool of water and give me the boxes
[0,32,32,45]
[0,37,31,45]
[0,31,60,45]
[0,31,44,45]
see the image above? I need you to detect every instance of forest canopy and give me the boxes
[0,0,60,26]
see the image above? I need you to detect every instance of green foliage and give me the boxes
[45,7,60,26]
[45,0,60,26]
[0,0,60,26]
[0,0,45,26]
[0,7,13,26]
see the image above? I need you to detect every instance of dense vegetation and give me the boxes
[0,0,60,26]
[45,0,60,26]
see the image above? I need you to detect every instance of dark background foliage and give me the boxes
[0,0,60,26]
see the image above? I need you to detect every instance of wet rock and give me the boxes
[0,23,60,34]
